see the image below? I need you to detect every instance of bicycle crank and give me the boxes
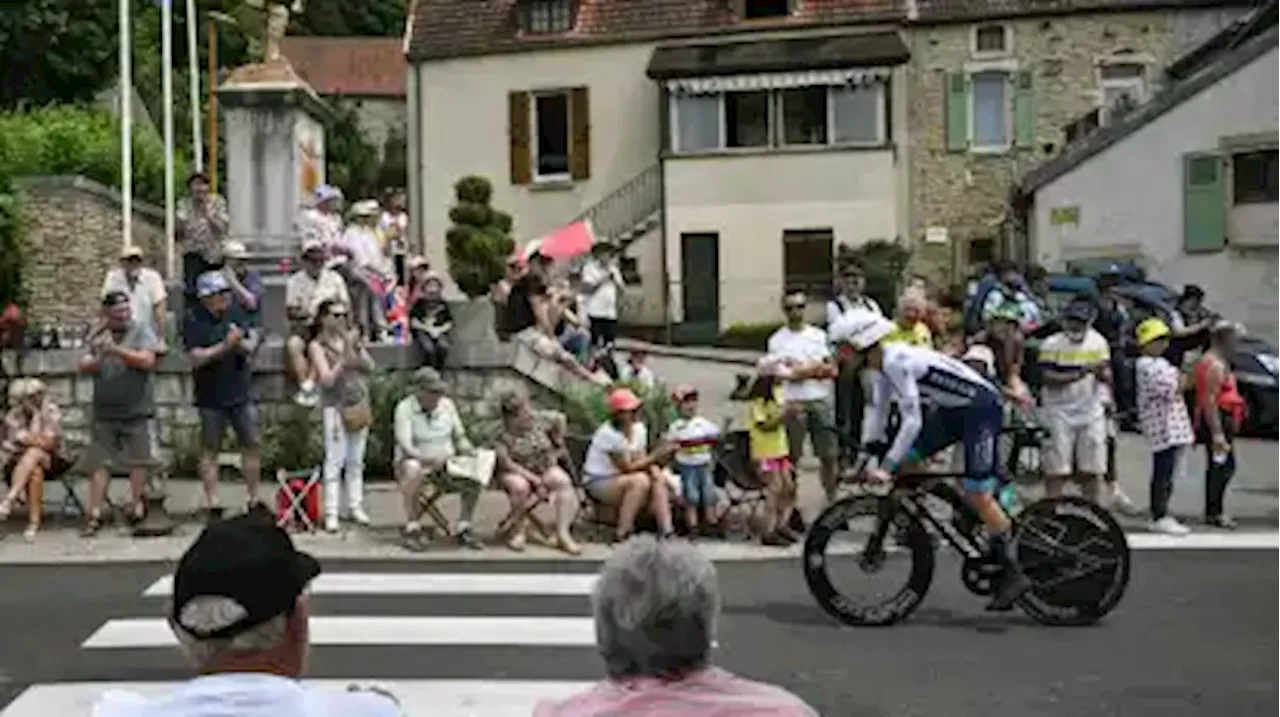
[960,554,1006,597]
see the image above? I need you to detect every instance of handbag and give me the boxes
[341,400,373,431]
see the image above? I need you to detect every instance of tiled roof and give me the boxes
[407,0,903,62]
[913,0,1260,22]
[647,31,910,78]
[280,37,407,97]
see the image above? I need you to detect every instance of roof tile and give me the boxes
[280,37,407,97]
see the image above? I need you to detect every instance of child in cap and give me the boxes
[664,385,722,538]
[744,358,801,546]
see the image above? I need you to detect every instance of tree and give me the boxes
[0,0,119,109]
[837,239,911,315]
[445,176,514,298]
[323,98,380,201]
[377,128,407,191]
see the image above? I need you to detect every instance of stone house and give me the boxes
[903,0,1254,286]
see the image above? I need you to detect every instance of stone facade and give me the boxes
[14,175,167,325]
[903,9,1239,286]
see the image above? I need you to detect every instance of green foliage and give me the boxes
[0,106,186,206]
[0,186,26,309]
[716,321,782,350]
[561,381,676,438]
[446,176,515,298]
[377,128,407,192]
[363,370,413,479]
[324,99,381,201]
[291,0,407,37]
[0,0,120,109]
[837,239,911,315]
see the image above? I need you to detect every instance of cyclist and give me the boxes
[829,311,1031,611]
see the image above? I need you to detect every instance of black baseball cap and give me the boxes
[171,508,321,640]
[102,291,130,308]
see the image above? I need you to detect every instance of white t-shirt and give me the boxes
[580,259,622,320]
[766,325,833,402]
[1038,329,1111,426]
[92,673,400,717]
[665,416,720,466]
[339,226,391,275]
[619,363,656,389]
[583,422,647,479]
[825,295,882,326]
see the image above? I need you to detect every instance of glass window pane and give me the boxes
[975,25,1007,53]
[780,87,827,145]
[971,72,1008,147]
[725,91,769,148]
[831,84,882,144]
[1100,63,1144,80]
[674,94,720,152]
[535,93,569,176]
[527,0,573,33]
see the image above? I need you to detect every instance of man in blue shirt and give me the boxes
[183,272,262,519]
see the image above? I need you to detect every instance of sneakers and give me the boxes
[1150,516,1191,535]
[402,525,430,553]
[455,525,483,550]
[1109,486,1144,517]
[349,507,372,527]
[324,515,340,533]
[1205,514,1237,530]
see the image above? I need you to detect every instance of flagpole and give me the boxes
[186,0,203,171]
[162,0,176,280]
[120,0,133,251]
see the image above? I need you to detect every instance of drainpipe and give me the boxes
[658,85,672,345]
[407,62,425,259]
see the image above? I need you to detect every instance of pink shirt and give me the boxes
[533,667,819,717]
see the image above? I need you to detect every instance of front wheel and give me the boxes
[802,494,935,627]
[1013,496,1131,626]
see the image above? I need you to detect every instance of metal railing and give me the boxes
[572,163,661,244]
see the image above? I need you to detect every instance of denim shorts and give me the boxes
[675,463,715,507]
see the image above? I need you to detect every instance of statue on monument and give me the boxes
[242,0,305,63]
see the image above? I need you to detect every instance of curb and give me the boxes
[616,339,760,367]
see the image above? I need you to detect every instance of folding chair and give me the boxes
[275,467,321,531]
[493,411,574,544]
[711,429,768,537]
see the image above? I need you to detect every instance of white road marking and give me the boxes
[143,572,598,597]
[0,680,593,717]
[1125,531,1279,550]
[82,616,596,649]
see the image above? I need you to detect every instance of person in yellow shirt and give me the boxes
[745,358,801,546]
[884,287,934,347]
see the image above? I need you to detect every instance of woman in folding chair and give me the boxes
[581,388,678,543]
[492,390,581,554]
[0,379,65,541]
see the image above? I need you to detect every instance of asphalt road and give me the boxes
[1,549,1276,716]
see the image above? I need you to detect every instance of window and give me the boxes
[971,71,1009,148]
[1099,62,1147,119]
[782,229,834,296]
[620,256,641,284]
[1233,149,1279,204]
[534,92,570,178]
[973,25,1010,56]
[743,0,790,19]
[523,0,574,34]
[669,82,887,154]
[968,237,996,266]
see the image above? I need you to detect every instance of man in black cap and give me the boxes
[92,508,399,716]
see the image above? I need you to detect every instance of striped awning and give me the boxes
[667,67,891,95]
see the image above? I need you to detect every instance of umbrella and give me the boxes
[521,220,597,261]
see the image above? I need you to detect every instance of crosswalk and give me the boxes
[1,566,609,717]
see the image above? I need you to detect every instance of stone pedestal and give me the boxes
[219,59,330,254]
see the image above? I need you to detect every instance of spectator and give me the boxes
[1134,318,1194,536]
[408,270,452,370]
[338,200,394,341]
[377,187,408,256]
[78,291,162,534]
[934,290,967,356]
[580,241,625,349]
[767,291,839,503]
[664,385,722,538]
[1037,300,1111,502]
[184,272,263,519]
[393,367,481,552]
[91,509,399,717]
[825,264,881,325]
[176,172,231,303]
[884,287,933,347]
[618,349,656,389]
[581,388,677,542]
[1167,284,1216,366]
[308,300,375,532]
[551,278,590,363]
[296,184,344,251]
[493,389,581,554]
[1091,268,1131,346]
[906,274,929,293]
[101,245,167,339]
[535,536,818,717]
[1194,320,1246,529]
[284,240,351,406]
[827,265,880,461]
[980,260,1029,326]
[745,360,801,546]
[972,302,1031,407]
[221,241,264,327]
[0,379,64,541]
[491,255,524,339]
[404,256,431,307]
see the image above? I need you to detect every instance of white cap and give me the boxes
[350,199,380,217]
[830,311,895,351]
[223,240,248,259]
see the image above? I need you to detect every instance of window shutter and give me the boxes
[945,72,969,152]
[1013,70,1035,149]
[569,86,591,180]
[1183,152,1227,253]
[508,91,532,185]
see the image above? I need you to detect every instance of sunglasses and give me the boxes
[329,312,348,319]
[784,303,806,310]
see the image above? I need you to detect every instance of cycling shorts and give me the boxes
[903,392,1003,493]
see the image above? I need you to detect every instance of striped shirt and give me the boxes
[534,667,819,717]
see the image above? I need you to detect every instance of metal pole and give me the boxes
[120,0,133,250]
[162,0,176,280]
[186,0,202,171]
[208,21,219,194]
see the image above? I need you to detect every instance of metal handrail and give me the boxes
[572,163,661,243]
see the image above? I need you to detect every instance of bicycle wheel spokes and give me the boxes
[803,495,935,627]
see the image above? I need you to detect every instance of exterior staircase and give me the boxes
[572,162,661,247]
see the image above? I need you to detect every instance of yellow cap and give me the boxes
[1135,317,1171,347]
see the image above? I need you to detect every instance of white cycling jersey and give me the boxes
[863,343,1001,468]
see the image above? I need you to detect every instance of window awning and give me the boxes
[665,67,891,94]
[647,31,909,89]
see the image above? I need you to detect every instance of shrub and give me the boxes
[836,240,911,316]
[0,105,184,206]
[561,380,676,438]
[445,175,515,298]
[716,322,782,351]
[0,184,25,309]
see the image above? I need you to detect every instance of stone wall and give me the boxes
[904,10,1231,284]
[14,175,167,325]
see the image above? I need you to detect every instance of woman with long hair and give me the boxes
[307,299,376,532]
[1194,321,1247,528]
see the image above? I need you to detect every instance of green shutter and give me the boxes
[1013,70,1035,149]
[1183,152,1227,253]
[945,72,969,152]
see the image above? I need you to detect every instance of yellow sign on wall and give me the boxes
[1050,206,1081,226]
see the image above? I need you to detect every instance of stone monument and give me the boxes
[219,0,328,256]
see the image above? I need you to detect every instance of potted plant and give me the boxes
[445,175,515,344]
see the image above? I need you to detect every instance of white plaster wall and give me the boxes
[1030,46,1279,341]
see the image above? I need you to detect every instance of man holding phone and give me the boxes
[184,272,262,519]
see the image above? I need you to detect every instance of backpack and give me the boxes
[963,273,999,335]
